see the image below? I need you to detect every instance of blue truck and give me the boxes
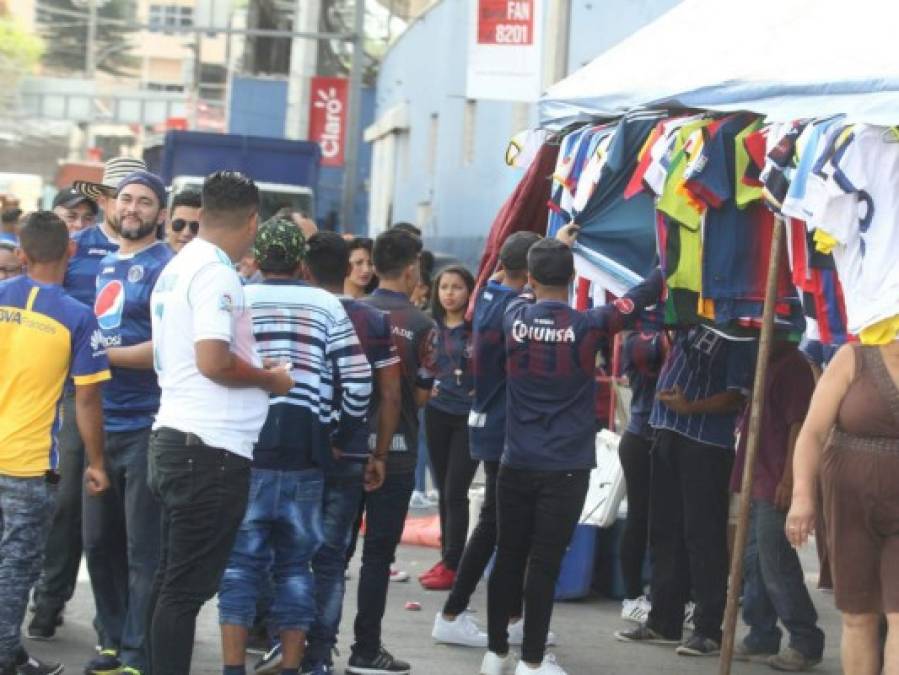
[143,130,321,221]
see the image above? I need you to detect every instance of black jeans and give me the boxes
[425,406,479,570]
[444,460,522,618]
[352,470,414,660]
[487,466,589,664]
[618,431,652,600]
[647,430,732,642]
[145,428,250,675]
[33,393,84,614]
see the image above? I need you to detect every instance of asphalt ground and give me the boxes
[22,533,843,675]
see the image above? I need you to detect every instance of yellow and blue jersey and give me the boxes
[0,275,111,477]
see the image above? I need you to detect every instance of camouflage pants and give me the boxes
[0,475,56,666]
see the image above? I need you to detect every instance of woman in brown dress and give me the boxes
[787,341,899,675]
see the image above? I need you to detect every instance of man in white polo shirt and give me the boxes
[147,171,293,675]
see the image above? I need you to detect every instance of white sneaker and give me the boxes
[480,650,512,675]
[621,595,651,624]
[409,491,432,509]
[514,653,567,675]
[432,611,488,648]
[507,619,557,646]
[389,567,410,582]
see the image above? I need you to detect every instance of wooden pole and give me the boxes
[718,216,786,675]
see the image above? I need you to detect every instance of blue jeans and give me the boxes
[305,462,365,667]
[83,427,160,671]
[218,468,324,633]
[0,475,57,668]
[742,500,825,659]
[352,470,414,659]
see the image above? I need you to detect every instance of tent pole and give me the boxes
[718,215,786,675]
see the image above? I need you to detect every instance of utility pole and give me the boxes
[85,0,97,78]
[191,30,202,129]
[339,0,365,232]
[284,0,322,139]
[83,0,97,157]
[542,0,571,89]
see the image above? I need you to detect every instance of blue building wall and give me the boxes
[228,76,374,233]
[370,0,683,269]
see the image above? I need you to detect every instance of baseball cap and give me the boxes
[527,238,574,286]
[52,187,98,214]
[73,156,148,201]
[115,170,167,209]
[253,217,307,272]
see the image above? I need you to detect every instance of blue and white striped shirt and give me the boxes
[649,326,755,449]
[245,279,372,470]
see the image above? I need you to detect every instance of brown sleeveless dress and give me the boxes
[821,346,899,614]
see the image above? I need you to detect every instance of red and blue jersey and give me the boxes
[94,242,172,432]
[468,281,519,462]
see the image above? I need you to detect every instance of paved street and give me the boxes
[25,536,842,675]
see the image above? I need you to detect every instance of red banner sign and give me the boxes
[477,0,534,45]
[308,76,348,167]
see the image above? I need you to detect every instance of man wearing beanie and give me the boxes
[481,237,662,675]
[217,218,372,675]
[82,170,173,675]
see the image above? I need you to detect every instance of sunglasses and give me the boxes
[171,219,199,234]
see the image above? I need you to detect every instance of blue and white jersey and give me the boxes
[247,279,372,470]
[649,326,755,449]
[65,225,118,308]
[94,241,172,432]
[468,281,520,462]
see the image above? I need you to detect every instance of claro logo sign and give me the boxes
[308,76,349,167]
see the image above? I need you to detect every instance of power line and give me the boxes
[35,2,356,40]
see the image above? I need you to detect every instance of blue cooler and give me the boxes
[553,524,598,600]
[483,524,598,601]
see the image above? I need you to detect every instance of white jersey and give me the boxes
[802,124,899,334]
[150,237,269,458]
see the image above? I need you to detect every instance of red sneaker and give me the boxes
[421,564,456,590]
[418,561,444,581]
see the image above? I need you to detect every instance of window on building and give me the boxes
[462,99,477,166]
[148,4,194,29]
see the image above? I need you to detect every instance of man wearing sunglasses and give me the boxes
[165,190,201,253]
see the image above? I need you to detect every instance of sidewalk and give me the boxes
[25,542,842,674]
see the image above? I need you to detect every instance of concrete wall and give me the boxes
[368,0,683,269]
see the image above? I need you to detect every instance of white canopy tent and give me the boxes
[540,0,899,127]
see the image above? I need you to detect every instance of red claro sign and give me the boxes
[477,0,534,45]
[308,76,348,167]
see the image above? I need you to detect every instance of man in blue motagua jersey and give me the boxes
[82,171,173,675]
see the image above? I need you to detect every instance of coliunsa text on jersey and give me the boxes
[511,319,575,344]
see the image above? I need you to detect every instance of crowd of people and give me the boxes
[0,153,897,675]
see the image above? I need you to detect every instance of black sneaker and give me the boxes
[26,607,62,641]
[83,649,122,674]
[10,651,64,675]
[676,634,721,656]
[613,623,680,646]
[253,642,282,675]
[345,646,411,674]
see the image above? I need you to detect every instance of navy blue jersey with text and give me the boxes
[502,269,663,471]
[94,241,172,432]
